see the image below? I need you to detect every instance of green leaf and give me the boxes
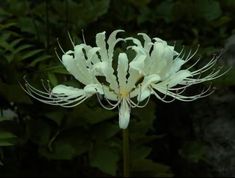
[0,131,17,147]
[27,119,51,146]
[44,111,65,126]
[0,140,15,146]
[14,44,32,54]
[0,37,13,52]
[130,100,156,140]
[90,142,119,176]
[20,49,44,61]
[0,82,32,104]
[66,103,116,128]
[41,65,69,74]
[28,55,52,67]
[18,17,35,34]
[47,72,58,86]
[50,0,110,29]
[156,0,174,23]
[39,143,76,160]
[40,129,91,160]
[131,159,173,177]
[196,0,222,21]
[131,146,152,161]
[10,38,23,48]
[91,123,119,141]
[179,141,205,163]
[0,131,17,139]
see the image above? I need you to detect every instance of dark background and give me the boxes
[0,0,235,177]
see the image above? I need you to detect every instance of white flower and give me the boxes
[22,30,227,129]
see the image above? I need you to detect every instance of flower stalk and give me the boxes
[123,128,130,177]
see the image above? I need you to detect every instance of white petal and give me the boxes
[155,70,192,88]
[62,53,90,85]
[93,61,119,93]
[119,99,130,129]
[102,85,118,101]
[86,47,101,65]
[96,31,108,62]
[138,87,151,102]
[126,53,147,91]
[107,29,124,61]
[117,53,128,90]
[52,85,85,97]
[142,74,161,89]
[84,84,103,95]
[138,33,152,52]
[125,37,142,47]
[149,40,176,74]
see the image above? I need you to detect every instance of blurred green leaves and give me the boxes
[0,131,17,146]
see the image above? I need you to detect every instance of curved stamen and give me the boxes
[57,38,65,54]
[54,48,63,63]
[96,93,120,110]
[67,31,75,48]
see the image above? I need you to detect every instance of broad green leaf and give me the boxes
[0,140,15,146]
[0,82,32,103]
[40,129,91,160]
[131,159,173,177]
[179,141,205,163]
[196,0,222,21]
[156,0,174,23]
[90,142,119,176]
[44,111,65,126]
[91,123,119,141]
[39,143,76,160]
[27,119,51,146]
[0,131,17,139]
[18,17,35,34]
[0,131,17,147]
[131,146,152,161]
[66,103,116,128]
[130,100,156,140]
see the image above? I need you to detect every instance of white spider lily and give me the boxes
[22,30,227,129]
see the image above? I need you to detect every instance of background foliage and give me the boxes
[0,0,235,177]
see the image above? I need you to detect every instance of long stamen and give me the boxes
[57,38,65,54]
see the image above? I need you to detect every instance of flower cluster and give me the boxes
[23,30,226,129]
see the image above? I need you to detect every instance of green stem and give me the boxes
[123,128,130,177]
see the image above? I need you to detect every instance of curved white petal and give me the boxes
[117,53,128,91]
[84,83,103,95]
[138,87,151,102]
[107,29,124,61]
[126,52,147,91]
[96,31,108,62]
[93,61,119,93]
[119,99,130,129]
[154,70,192,88]
[52,85,85,97]
[62,52,91,85]
[138,33,152,52]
